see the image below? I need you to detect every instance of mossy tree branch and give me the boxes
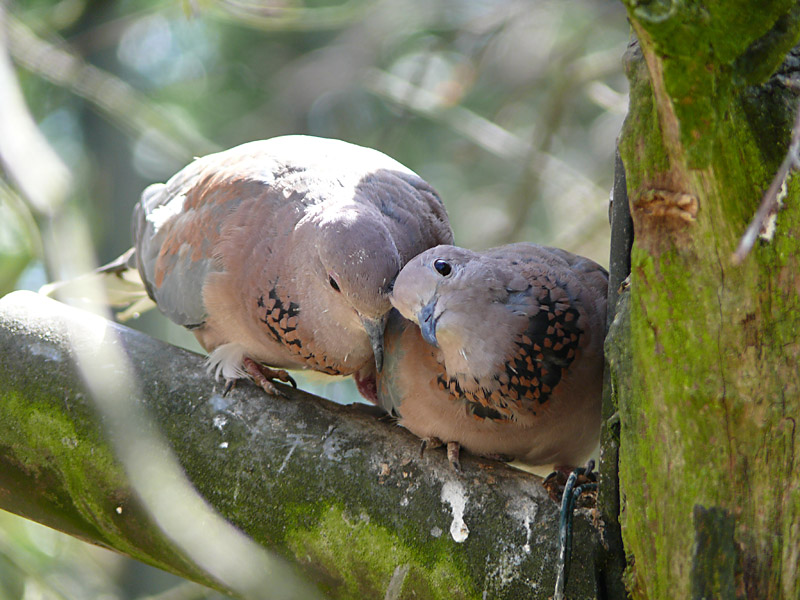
[615,2,800,598]
[0,291,602,600]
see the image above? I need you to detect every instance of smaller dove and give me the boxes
[377,243,608,470]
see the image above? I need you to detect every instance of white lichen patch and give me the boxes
[759,179,787,242]
[485,545,541,595]
[478,495,547,595]
[441,480,469,542]
[522,516,533,554]
[508,498,539,554]
[760,212,778,241]
[212,414,228,431]
[208,393,233,412]
[321,424,348,462]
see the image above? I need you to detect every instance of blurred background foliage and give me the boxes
[0,0,628,597]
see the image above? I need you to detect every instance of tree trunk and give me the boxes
[613,2,800,598]
[0,291,602,600]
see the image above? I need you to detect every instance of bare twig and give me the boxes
[732,98,800,265]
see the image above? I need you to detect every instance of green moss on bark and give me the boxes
[286,505,474,600]
[0,389,131,537]
[619,40,671,195]
[621,0,800,165]
[0,392,224,592]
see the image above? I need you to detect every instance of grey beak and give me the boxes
[418,299,439,348]
[361,314,387,372]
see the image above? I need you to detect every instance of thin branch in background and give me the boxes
[503,83,579,242]
[6,12,218,164]
[732,94,800,265]
[0,17,70,218]
[364,67,605,192]
[209,0,375,32]
[502,13,605,245]
[62,4,163,55]
[375,37,441,150]
[365,68,528,159]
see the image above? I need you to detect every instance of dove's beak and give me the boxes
[418,299,439,348]
[361,314,387,372]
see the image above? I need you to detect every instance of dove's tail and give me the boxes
[39,248,156,321]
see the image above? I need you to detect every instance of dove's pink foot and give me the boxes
[243,358,297,397]
[446,441,462,471]
[419,437,462,471]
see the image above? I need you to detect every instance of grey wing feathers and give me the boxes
[133,176,214,329]
[355,169,454,258]
[537,245,609,317]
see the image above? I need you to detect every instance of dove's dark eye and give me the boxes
[433,259,452,277]
[329,276,341,292]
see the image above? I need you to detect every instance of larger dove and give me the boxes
[121,135,453,398]
[378,243,607,469]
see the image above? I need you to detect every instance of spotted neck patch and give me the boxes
[257,289,341,375]
[437,281,583,422]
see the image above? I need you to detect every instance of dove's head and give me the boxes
[314,208,403,371]
[390,245,514,376]
[390,245,476,344]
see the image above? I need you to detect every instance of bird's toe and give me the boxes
[446,441,462,471]
[243,358,290,398]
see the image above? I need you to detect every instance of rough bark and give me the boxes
[596,149,633,599]
[0,291,602,600]
[615,2,800,598]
